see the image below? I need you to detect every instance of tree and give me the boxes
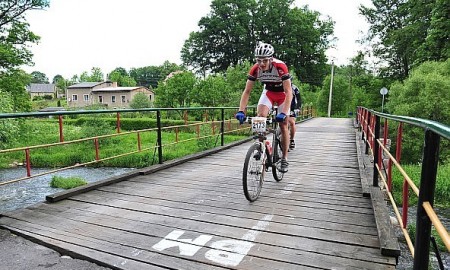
[343,52,390,111]
[79,67,104,82]
[0,90,19,148]
[154,71,196,108]
[53,75,68,96]
[89,67,103,82]
[108,69,137,87]
[192,74,232,107]
[129,61,184,89]
[414,0,450,63]
[387,60,450,124]
[52,74,64,84]
[79,71,89,82]
[386,59,449,163]
[68,75,79,86]
[181,0,334,86]
[129,92,152,109]
[224,61,258,106]
[360,0,449,81]
[30,71,49,83]
[130,66,163,89]
[0,69,32,112]
[360,0,411,80]
[109,67,128,77]
[0,0,49,72]
[181,0,258,76]
[316,74,351,116]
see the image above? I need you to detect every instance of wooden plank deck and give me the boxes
[0,118,397,269]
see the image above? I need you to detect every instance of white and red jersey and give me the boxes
[247,58,291,92]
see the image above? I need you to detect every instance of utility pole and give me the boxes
[327,60,335,117]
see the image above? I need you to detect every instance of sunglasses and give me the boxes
[256,58,271,64]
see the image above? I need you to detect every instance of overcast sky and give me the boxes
[24,0,373,81]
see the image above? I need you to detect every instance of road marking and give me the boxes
[242,214,273,241]
[152,230,213,256]
[152,215,274,267]
[205,214,273,267]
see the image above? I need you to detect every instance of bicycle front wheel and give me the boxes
[272,132,284,182]
[243,143,265,202]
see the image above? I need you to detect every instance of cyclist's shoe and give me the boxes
[280,158,289,173]
[289,140,295,150]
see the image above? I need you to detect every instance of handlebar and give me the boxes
[245,116,273,125]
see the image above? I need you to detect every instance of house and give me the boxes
[66,81,154,108]
[26,83,58,99]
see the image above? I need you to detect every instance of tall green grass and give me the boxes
[391,163,450,207]
[50,175,87,189]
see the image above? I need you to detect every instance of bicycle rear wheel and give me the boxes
[272,129,284,182]
[243,143,265,201]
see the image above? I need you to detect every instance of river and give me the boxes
[0,167,135,214]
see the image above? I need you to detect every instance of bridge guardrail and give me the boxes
[0,105,313,188]
[357,106,450,270]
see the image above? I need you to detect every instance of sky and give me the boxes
[23,0,373,81]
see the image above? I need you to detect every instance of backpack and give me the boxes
[290,84,302,110]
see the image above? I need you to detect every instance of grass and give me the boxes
[390,163,450,253]
[407,223,447,254]
[391,163,450,207]
[50,175,87,189]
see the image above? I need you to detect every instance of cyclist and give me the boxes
[235,42,293,173]
[288,82,302,150]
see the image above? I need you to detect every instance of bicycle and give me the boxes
[242,106,285,202]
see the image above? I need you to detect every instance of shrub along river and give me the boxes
[0,166,448,269]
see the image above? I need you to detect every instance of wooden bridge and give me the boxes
[0,118,398,269]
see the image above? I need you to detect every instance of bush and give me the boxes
[130,92,152,109]
[50,175,87,189]
[387,60,450,163]
[81,117,114,138]
[0,91,19,148]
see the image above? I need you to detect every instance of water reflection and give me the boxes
[0,167,135,214]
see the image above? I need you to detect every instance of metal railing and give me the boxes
[357,106,450,270]
[0,105,313,187]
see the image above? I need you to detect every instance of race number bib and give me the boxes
[251,117,267,133]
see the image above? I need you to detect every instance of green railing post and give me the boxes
[156,110,163,164]
[413,130,440,270]
[373,114,380,187]
[220,108,225,146]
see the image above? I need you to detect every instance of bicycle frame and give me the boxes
[242,107,284,201]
